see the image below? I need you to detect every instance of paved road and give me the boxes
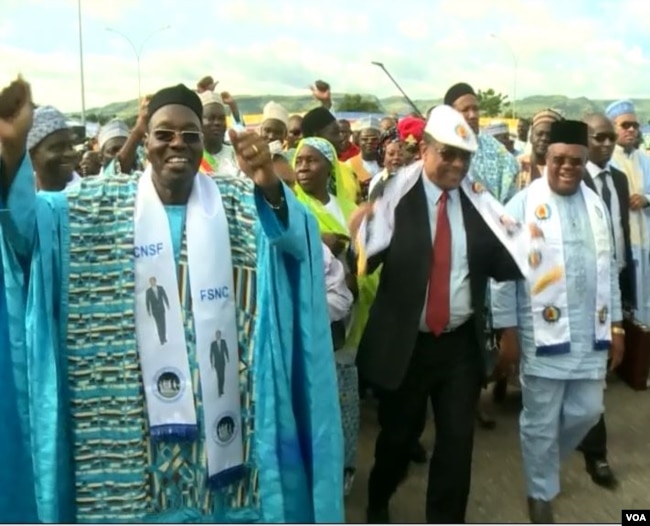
[345,379,650,523]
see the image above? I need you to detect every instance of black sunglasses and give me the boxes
[619,121,639,131]
[591,132,617,143]
[152,129,203,144]
[551,155,583,167]
[436,146,472,163]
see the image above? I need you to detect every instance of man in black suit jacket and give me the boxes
[352,106,522,524]
[578,113,636,489]
[145,276,170,345]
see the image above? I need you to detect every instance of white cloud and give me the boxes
[4,0,650,114]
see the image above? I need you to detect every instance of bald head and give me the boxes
[583,113,616,167]
[583,113,612,129]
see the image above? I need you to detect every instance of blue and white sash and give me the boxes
[525,176,612,354]
[134,167,243,487]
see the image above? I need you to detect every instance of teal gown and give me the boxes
[0,156,344,523]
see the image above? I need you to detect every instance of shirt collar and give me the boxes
[586,160,610,178]
[421,171,460,202]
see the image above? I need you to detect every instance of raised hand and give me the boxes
[0,77,33,146]
[227,129,278,193]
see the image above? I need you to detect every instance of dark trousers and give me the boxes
[368,322,482,523]
[153,312,166,345]
[578,414,608,460]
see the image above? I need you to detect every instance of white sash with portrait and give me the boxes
[134,167,243,486]
[524,176,612,352]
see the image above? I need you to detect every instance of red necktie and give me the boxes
[425,191,451,335]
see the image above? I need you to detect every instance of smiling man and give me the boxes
[0,80,343,523]
[26,105,81,190]
[351,105,523,524]
[491,120,624,523]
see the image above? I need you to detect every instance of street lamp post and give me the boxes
[77,0,87,126]
[106,25,171,101]
[371,61,424,118]
[490,33,518,118]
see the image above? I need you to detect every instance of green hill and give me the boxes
[69,93,650,123]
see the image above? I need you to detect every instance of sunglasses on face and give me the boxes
[619,121,639,131]
[436,146,472,163]
[151,129,203,144]
[550,155,583,167]
[289,129,302,137]
[591,132,617,143]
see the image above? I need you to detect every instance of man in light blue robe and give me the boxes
[491,120,624,523]
[0,82,344,523]
[606,99,650,327]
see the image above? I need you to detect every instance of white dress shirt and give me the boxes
[418,173,473,332]
[586,161,626,272]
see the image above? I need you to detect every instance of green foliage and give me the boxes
[477,89,510,117]
[336,94,383,112]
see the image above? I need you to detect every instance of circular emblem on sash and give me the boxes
[472,181,485,193]
[213,412,238,447]
[542,306,561,323]
[598,306,608,324]
[535,204,551,220]
[455,124,469,141]
[595,206,603,218]
[528,250,542,268]
[154,368,185,402]
[528,223,545,240]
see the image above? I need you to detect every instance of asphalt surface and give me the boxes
[345,379,650,523]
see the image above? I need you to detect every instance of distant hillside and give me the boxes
[69,93,650,122]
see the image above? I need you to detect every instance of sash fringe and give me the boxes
[150,424,199,442]
[207,464,247,490]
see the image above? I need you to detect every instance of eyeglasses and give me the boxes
[151,129,203,144]
[435,145,472,163]
[591,132,617,143]
[550,155,584,167]
[619,121,639,131]
[289,129,302,137]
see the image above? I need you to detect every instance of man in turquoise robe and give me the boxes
[491,121,624,523]
[0,81,344,523]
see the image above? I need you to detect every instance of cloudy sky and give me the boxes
[2,0,650,112]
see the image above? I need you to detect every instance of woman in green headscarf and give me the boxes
[292,136,380,495]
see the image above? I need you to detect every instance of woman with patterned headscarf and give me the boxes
[292,136,380,496]
[367,126,404,200]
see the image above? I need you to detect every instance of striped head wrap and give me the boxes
[532,108,563,128]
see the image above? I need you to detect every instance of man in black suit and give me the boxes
[210,330,230,397]
[578,113,636,489]
[352,106,523,524]
[145,277,170,345]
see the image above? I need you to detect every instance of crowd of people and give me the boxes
[0,72,648,524]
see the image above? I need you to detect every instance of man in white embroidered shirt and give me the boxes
[491,120,625,523]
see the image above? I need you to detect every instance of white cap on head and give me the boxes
[199,90,223,107]
[424,105,478,153]
[263,101,289,127]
